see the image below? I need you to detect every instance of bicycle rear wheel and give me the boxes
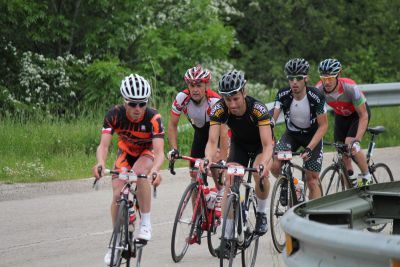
[269,176,291,253]
[241,191,259,267]
[320,165,345,195]
[171,182,197,262]
[207,208,222,257]
[367,162,394,233]
[219,194,240,266]
[110,200,129,267]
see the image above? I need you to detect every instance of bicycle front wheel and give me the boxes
[171,182,197,262]
[207,208,222,257]
[110,200,129,267]
[320,165,345,195]
[220,194,240,266]
[269,176,290,253]
[241,192,259,267]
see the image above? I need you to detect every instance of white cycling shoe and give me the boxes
[104,248,117,266]
[137,224,152,240]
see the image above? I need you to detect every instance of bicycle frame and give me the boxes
[279,152,304,207]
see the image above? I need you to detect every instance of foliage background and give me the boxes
[0,0,399,182]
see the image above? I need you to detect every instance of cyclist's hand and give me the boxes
[301,147,312,161]
[199,158,210,173]
[349,139,361,155]
[150,171,162,187]
[167,149,180,161]
[93,163,104,179]
[258,164,269,178]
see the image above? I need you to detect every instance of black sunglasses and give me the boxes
[287,75,307,81]
[127,102,147,108]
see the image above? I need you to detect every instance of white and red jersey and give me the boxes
[316,77,367,116]
[171,89,220,129]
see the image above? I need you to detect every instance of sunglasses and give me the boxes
[287,75,307,81]
[320,75,338,82]
[127,101,147,108]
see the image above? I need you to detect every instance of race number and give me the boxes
[277,151,293,160]
[194,159,201,168]
[227,165,245,176]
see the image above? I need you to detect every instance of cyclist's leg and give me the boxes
[132,149,154,240]
[111,149,134,226]
[301,135,323,199]
[334,114,357,187]
[253,151,269,235]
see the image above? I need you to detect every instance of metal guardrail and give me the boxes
[281,181,400,267]
[179,82,400,131]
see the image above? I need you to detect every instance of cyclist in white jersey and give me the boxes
[168,65,229,204]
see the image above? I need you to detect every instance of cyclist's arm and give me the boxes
[202,124,221,171]
[272,107,281,124]
[307,113,328,150]
[218,124,229,161]
[354,103,369,141]
[93,133,112,178]
[167,113,180,150]
[150,137,165,184]
[259,125,274,175]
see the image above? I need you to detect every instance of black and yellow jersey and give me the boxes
[209,96,272,150]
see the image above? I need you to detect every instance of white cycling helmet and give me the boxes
[120,74,151,102]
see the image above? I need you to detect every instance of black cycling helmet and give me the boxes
[218,70,246,96]
[318,58,342,75]
[284,58,310,75]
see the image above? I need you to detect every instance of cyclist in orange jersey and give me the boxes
[92,74,165,265]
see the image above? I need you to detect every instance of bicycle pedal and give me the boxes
[187,235,198,245]
[134,239,148,246]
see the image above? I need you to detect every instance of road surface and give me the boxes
[0,147,399,267]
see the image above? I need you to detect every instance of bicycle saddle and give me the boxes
[367,126,385,135]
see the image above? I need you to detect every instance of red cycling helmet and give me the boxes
[184,65,211,84]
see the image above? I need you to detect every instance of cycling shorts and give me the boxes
[227,141,262,167]
[275,130,323,172]
[112,148,154,178]
[334,104,371,142]
[190,129,209,168]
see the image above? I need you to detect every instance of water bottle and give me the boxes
[207,189,217,210]
[293,177,304,202]
[128,203,136,232]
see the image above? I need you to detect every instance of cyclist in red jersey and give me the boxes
[316,59,372,187]
[168,65,229,208]
[92,74,165,265]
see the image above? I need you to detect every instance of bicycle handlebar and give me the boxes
[93,167,158,198]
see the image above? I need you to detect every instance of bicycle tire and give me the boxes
[219,194,240,266]
[241,191,259,267]
[207,208,222,257]
[367,162,394,233]
[270,176,290,253]
[110,200,129,267]
[171,182,197,262]
[320,164,346,195]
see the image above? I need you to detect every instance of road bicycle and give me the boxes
[210,156,264,267]
[169,156,223,262]
[94,168,156,267]
[320,126,394,195]
[320,126,394,232]
[269,150,323,253]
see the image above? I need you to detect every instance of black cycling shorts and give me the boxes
[334,104,371,142]
[190,129,209,168]
[275,130,323,172]
[227,141,262,167]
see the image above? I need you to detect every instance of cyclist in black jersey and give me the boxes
[271,58,328,201]
[201,70,274,243]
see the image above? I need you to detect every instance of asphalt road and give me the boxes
[0,147,399,267]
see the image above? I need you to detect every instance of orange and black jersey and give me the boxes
[210,96,272,150]
[102,105,164,157]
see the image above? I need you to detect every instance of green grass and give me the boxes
[1,105,399,183]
